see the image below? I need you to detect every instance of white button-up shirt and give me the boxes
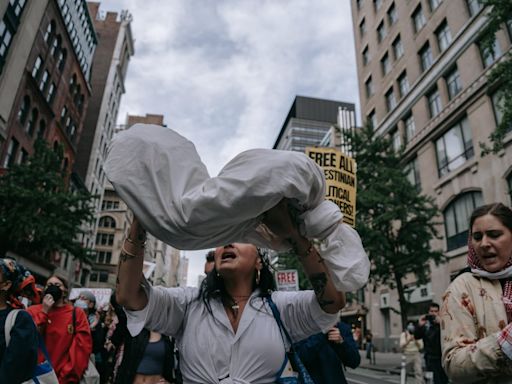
[125,281,338,384]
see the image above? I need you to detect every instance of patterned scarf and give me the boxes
[467,235,512,320]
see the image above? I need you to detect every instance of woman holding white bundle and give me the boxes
[106,124,370,383]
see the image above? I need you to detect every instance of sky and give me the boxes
[98,0,360,286]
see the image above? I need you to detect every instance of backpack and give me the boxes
[4,309,59,384]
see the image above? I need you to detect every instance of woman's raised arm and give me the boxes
[263,199,345,313]
[116,217,148,310]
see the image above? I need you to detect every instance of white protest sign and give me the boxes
[275,269,299,291]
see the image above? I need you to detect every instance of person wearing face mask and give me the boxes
[27,275,92,383]
[400,322,424,384]
[441,203,512,383]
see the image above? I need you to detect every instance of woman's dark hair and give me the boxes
[198,247,276,314]
[469,203,512,231]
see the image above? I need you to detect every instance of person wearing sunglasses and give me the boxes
[27,275,92,383]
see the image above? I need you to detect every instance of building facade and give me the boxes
[73,3,133,256]
[0,0,97,284]
[273,95,356,152]
[351,0,512,351]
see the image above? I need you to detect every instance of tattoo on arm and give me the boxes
[310,272,334,309]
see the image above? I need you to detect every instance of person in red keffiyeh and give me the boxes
[441,203,512,383]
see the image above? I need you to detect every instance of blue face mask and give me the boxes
[407,324,415,333]
[74,299,88,309]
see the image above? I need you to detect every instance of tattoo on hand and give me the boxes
[310,272,334,309]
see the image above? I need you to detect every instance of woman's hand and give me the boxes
[42,294,54,314]
[262,199,300,241]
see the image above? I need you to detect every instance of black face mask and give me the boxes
[44,285,63,302]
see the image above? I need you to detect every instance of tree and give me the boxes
[344,124,444,329]
[0,139,95,263]
[479,0,512,155]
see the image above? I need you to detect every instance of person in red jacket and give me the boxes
[28,275,92,383]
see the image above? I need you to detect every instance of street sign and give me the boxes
[305,146,357,227]
[276,269,299,291]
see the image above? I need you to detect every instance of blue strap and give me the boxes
[267,296,293,379]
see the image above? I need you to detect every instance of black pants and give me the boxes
[425,356,448,384]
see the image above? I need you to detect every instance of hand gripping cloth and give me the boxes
[104,124,370,291]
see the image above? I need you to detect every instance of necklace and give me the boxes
[227,295,250,318]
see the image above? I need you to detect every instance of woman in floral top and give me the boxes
[441,203,512,383]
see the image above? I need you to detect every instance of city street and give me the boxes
[346,367,400,384]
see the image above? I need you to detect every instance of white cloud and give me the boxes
[98,0,359,286]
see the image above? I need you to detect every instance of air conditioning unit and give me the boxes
[380,293,390,309]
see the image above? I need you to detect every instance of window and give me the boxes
[429,0,442,11]
[37,120,46,139]
[392,35,404,60]
[385,87,397,112]
[362,46,370,65]
[57,49,66,71]
[391,129,401,151]
[101,200,120,210]
[60,106,67,124]
[99,271,109,283]
[412,5,426,33]
[377,21,387,42]
[435,117,473,176]
[479,36,501,68]
[444,192,483,250]
[96,233,114,246]
[466,0,482,17]
[99,216,116,228]
[69,74,77,93]
[96,251,112,264]
[359,18,366,37]
[3,138,18,168]
[368,109,377,129]
[374,0,382,12]
[44,21,55,43]
[8,0,26,17]
[365,76,374,98]
[445,67,462,99]
[427,88,442,118]
[405,157,421,190]
[46,82,56,104]
[419,43,433,72]
[31,56,43,79]
[398,71,409,97]
[39,70,49,92]
[50,35,60,57]
[17,148,28,165]
[436,21,452,52]
[387,3,398,25]
[25,108,38,136]
[0,20,13,70]
[17,95,30,124]
[381,52,391,75]
[492,91,512,132]
[404,114,416,142]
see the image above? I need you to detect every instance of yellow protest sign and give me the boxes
[305,147,357,227]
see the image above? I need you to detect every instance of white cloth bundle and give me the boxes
[104,124,369,291]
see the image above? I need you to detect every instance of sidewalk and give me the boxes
[358,350,403,375]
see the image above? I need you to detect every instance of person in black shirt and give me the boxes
[415,303,448,384]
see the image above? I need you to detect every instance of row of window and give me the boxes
[101,200,120,210]
[0,0,27,74]
[18,95,47,140]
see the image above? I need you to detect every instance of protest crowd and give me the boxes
[2,125,512,384]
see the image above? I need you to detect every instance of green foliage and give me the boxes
[479,0,512,155]
[0,139,95,262]
[344,124,444,328]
